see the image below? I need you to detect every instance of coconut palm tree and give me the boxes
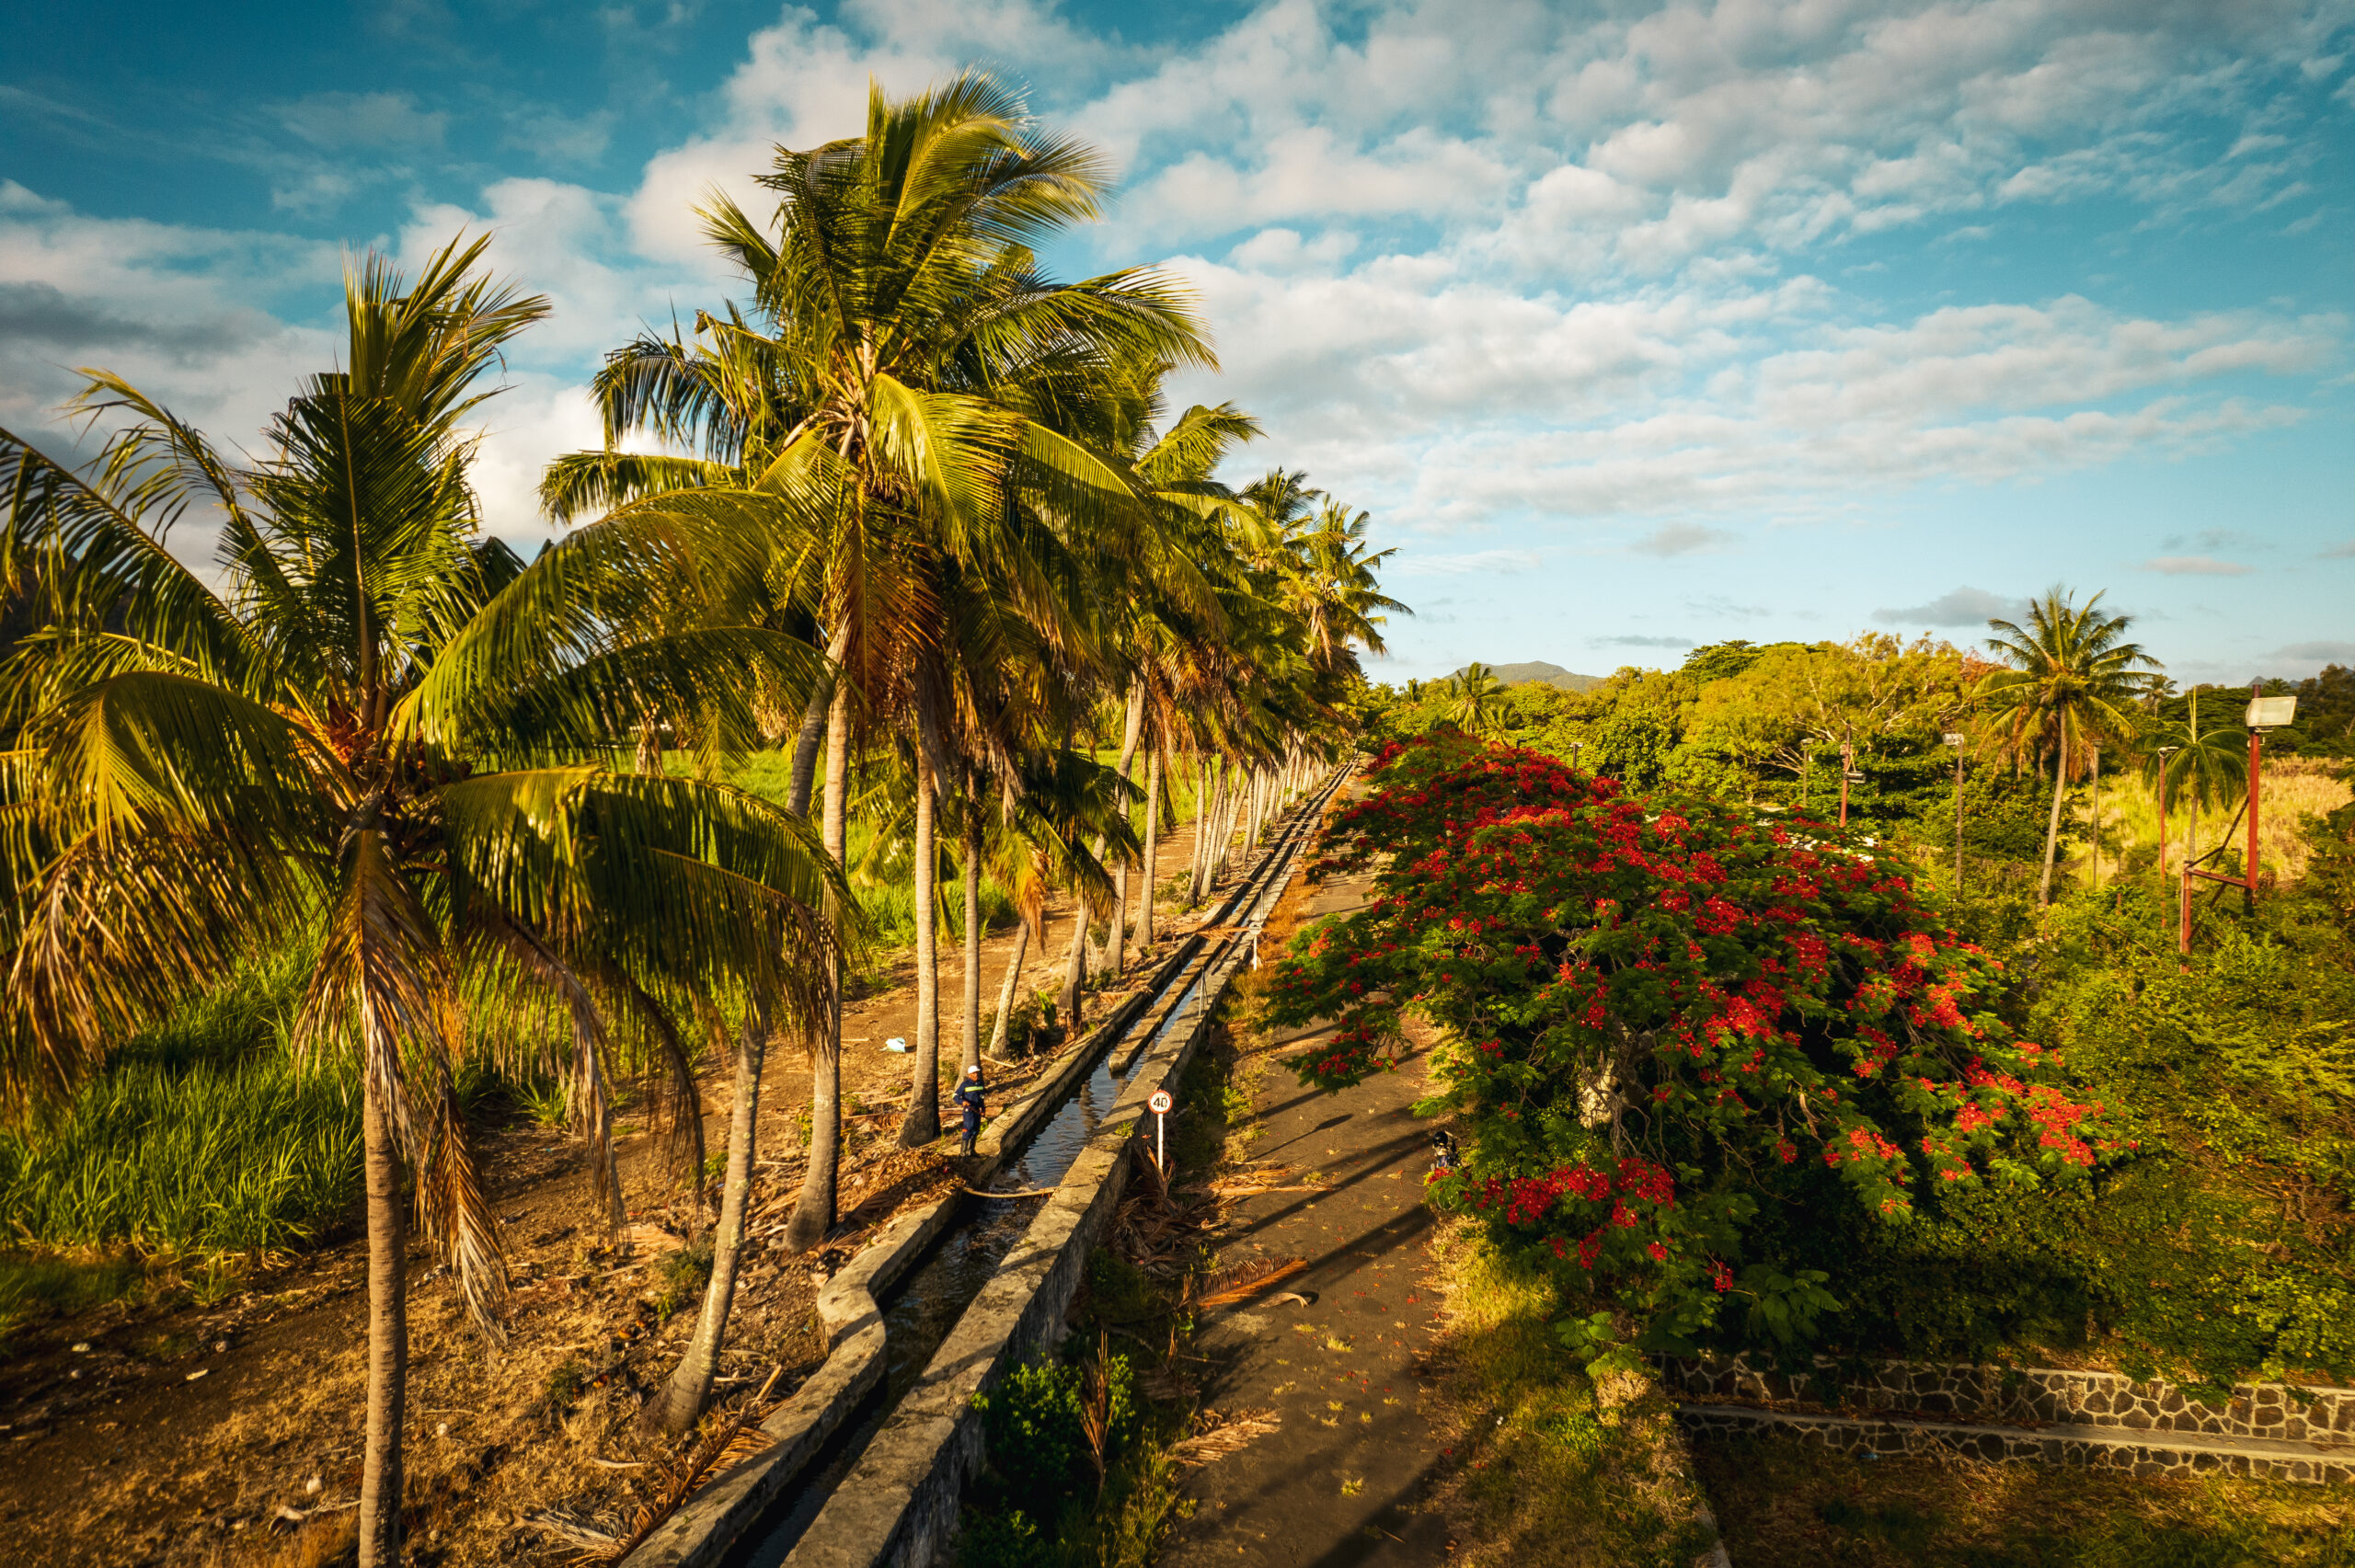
[1982,587,2165,907]
[551,73,1213,1230]
[2139,687,2249,884]
[1448,662,1506,738]
[0,237,841,1559]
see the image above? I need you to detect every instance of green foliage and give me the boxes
[0,1053,363,1261]
[1755,878,2355,1384]
[652,1235,715,1321]
[976,1350,1142,1498]
[0,945,360,1265]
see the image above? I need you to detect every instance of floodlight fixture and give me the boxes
[2246,695,2297,730]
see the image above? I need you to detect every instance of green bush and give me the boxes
[1753,880,2355,1385]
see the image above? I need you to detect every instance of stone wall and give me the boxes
[1676,1403,2355,1486]
[1658,1354,2355,1444]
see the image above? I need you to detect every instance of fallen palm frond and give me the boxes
[569,1366,783,1563]
[1206,1163,1320,1196]
[1191,1255,1308,1309]
[1171,1405,1281,1466]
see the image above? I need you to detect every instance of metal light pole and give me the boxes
[2243,679,2298,916]
[1837,725,1855,829]
[1943,731,1965,893]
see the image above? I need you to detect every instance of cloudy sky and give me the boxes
[6,0,2352,683]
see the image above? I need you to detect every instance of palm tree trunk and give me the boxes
[785,688,829,819]
[1190,758,1220,906]
[1136,751,1161,953]
[2038,715,2069,909]
[959,812,983,1074]
[901,743,941,1148]
[646,1008,766,1434]
[1059,890,1089,1032]
[786,626,851,819]
[356,1073,408,1568]
[786,679,851,1253]
[1097,687,1145,979]
[986,917,1029,1059]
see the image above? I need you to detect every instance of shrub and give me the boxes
[1267,735,2122,1365]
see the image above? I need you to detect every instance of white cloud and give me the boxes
[1632,521,1734,555]
[1873,587,2020,627]
[277,90,448,149]
[0,182,337,456]
[2142,555,2257,576]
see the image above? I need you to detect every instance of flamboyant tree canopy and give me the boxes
[1266,733,2123,1358]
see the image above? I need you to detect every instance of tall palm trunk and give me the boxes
[2038,713,2070,909]
[786,679,851,1252]
[1189,757,1219,906]
[1135,751,1161,953]
[357,1072,407,1568]
[646,1007,767,1434]
[1093,685,1145,979]
[1059,892,1089,1032]
[901,743,941,1147]
[786,626,852,819]
[959,810,983,1075]
[985,917,1029,1059]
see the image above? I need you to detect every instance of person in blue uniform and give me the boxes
[955,1064,986,1156]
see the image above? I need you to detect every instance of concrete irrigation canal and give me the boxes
[626,765,1351,1568]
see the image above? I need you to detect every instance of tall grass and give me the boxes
[0,1053,362,1258]
[0,942,360,1266]
[2072,760,2349,887]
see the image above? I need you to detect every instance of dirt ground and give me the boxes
[0,812,1235,1568]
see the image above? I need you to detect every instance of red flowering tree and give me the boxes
[1267,733,2123,1361]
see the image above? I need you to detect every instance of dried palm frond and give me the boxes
[413,1059,510,1340]
[1191,1256,1307,1309]
[1171,1406,1281,1466]
[570,1367,783,1563]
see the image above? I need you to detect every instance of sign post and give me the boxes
[1148,1089,1173,1173]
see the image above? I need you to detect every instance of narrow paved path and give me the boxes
[1165,870,1455,1568]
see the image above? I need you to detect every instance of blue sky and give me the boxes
[5,0,2352,685]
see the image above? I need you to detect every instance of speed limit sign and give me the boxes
[1148,1089,1174,1172]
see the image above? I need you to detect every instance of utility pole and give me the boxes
[2241,678,2299,917]
[2185,681,2297,928]
[1943,731,1965,894]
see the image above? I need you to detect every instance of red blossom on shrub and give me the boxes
[1269,733,2118,1356]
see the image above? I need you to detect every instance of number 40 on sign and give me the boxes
[1148,1089,1173,1172]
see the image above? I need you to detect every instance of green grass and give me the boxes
[1430,1228,1721,1568]
[0,943,362,1345]
[0,1047,363,1261]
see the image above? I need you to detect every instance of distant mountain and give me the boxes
[1451,660,1604,692]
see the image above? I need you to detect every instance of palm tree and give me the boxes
[1448,662,1506,738]
[0,238,840,1559]
[1982,588,2164,907]
[2139,687,2249,884]
[555,74,1213,1228]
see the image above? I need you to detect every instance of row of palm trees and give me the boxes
[0,76,1400,1565]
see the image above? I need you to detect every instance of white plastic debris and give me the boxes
[884,1037,911,1052]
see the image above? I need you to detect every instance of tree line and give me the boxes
[1389,591,2354,910]
[0,76,1399,1566]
